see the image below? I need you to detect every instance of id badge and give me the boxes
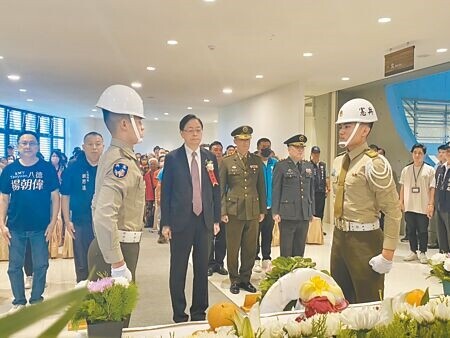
[411,187,420,193]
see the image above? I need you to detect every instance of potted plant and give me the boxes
[72,276,138,338]
[428,253,450,296]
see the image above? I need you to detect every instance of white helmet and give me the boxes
[336,98,377,125]
[96,84,145,119]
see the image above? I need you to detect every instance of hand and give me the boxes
[111,262,133,281]
[369,254,393,274]
[221,215,229,223]
[45,222,56,242]
[0,226,11,246]
[259,214,265,222]
[66,221,76,239]
[426,204,434,219]
[213,223,220,235]
[400,202,405,212]
[162,226,172,241]
[273,214,281,223]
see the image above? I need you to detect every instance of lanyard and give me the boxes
[412,163,424,188]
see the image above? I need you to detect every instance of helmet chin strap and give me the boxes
[130,115,143,144]
[338,122,360,149]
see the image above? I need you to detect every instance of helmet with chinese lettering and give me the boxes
[336,98,378,125]
[96,84,145,119]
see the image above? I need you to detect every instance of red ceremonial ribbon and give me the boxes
[208,170,219,186]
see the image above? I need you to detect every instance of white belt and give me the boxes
[118,230,142,243]
[335,219,380,232]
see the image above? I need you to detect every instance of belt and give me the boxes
[118,230,142,243]
[335,219,380,232]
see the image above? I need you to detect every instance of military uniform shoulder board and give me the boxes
[365,149,379,158]
[336,151,346,157]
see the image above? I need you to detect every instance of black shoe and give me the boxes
[401,236,409,243]
[230,282,240,294]
[238,282,257,293]
[216,266,228,275]
[157,235,166,244]
[207,267,214,277]
[428,243,439,249]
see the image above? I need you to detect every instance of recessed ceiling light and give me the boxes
[91,108,97,112]
[7,74,20,81]
[131,82,142,88]
[146,66,156,71]
[167,40,178,45]
[26,98,33,102]
[163,112,169,116]
[213,120,218,123]
[204,0,216,2]
[154,117,159,120]
[19,89,27,92]
[203,99,210,103]
[341,77,350,81]
[0,56,4,60]
[303,52,313,57]
[255,75,264,79]
[437,48,448,53]
[378,17,391,23]
[187,106,193,110]
[89,114,95,118]
[222,88,233,94]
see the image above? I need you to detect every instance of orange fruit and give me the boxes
[242,293,261,312]
[207,302,239,329]
[405,289,425,306]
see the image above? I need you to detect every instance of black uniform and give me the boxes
[311,160,327,220]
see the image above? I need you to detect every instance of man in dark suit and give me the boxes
[161,114,221,323]
[272,134,315,257]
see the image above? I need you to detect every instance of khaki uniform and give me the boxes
[220,152,266,283]
[88,138,145,281]
[330,142,401,303]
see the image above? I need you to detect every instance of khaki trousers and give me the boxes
[330,228,384,303]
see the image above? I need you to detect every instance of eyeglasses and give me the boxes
[183,128,203,134]
[18,141,38,147]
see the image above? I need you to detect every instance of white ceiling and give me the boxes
[0,0,449,122]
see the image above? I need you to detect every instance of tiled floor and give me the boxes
[0,223,444,337]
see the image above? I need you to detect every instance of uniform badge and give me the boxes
[113,163,128,178]
[305,168,312,174]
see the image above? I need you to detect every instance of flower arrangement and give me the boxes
[71,276,138,328]
[428,253,450,283]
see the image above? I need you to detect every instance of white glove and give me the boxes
[369,254,393,274]
[111,263,132,281]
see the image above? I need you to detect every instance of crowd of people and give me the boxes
[0,86,449,327]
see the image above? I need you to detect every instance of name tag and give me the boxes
[411,187,420,193]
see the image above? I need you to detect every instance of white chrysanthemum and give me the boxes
[325,313,342,336]
[193,327,237,337]
[112,276,130,287]
[433,302,450,321]
[74,280,88,289]
[430,253,447,265]
[444,258,450,272]
[283,320,302,337]
[407,304,435,323]
[340,307,381,330]
[261,320,285,338]
[298,317,313,336]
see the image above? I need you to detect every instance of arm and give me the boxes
[212,155,221,224]
[257,158,267,216]
[219,160,228,222]
[160,154,174,239]
[45,190,60,241]
[61,195,75,239]
[0,193,11,245]
[271,163,282,223]
[399,185,405,212]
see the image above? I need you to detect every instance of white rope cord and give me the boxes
[366,154,393,189]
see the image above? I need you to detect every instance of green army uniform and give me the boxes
[330,142,401,303]
[88,138,145,281]
[220,137,267,286]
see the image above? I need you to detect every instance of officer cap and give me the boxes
[311,146,320,153]
[284,134,307,147]
[231,126,253,140]
[444,142,450,150]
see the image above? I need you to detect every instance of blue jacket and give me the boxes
[263,157,278,208]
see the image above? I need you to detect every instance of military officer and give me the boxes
[331,98,401,304]
[272,134,315,257]
[220,126,267,294]
[88,84,146,290]
[310,146,330,222]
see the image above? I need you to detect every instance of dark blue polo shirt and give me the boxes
[0,158,59,231]
[60,152,97,225]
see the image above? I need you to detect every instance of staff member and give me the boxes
[88,84,146,292]
[272,134,315,257]
[331,98,401,304]
[220,126,266,294]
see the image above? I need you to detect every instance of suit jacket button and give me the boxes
[245,194,248,197]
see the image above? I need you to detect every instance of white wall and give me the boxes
[218,81,305,157]
[66,117,218,155]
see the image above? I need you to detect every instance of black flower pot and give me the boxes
[87,320,123,338]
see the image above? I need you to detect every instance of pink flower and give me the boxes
[88,277,113,293]
[300,296,349,318]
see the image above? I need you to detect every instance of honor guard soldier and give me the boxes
[272,134,315,257]
[88,84,146,291]
[331,98,401,304]
[220,126,267,294]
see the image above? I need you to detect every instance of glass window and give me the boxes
[9,110,22,131]
[0,107,5,129]
[25,113,37,132]
[40,137,51,160]
[53,138,64,151]
[0,134,4,157]
[53,117,64,137]
[39,116,51,134]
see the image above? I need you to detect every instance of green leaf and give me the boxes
[38,300,83,338]
[420,287,430,306]
[0,286,87,337]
